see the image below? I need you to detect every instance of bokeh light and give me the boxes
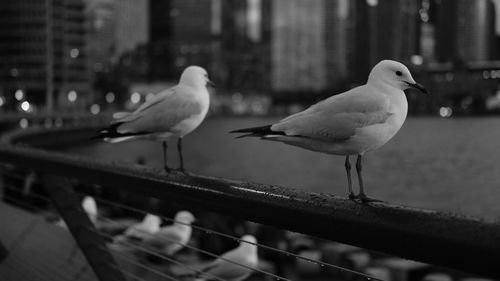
[90,104,101,115]
[131,92,141,104]
[67,90,77,103]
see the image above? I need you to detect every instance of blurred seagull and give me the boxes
[231,60,427,202]
[81,196,98,225]
[185,235,259,281]
[56,195,98,227]
[143,210,195,257]
[94,66,214,172]
[114,213,161,243]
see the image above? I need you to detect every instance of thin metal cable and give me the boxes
[110,249,182,281]
[91,194,380,281]
[4,192,210,281]
[98,215,290,281]
[8,190,275,281]
[98,231,229,281]
[2,176,380,281]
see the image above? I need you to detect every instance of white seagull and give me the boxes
[190,235,259,281]
[143,210,195,256]
[94,66,214,172]
[231,60,427,202]
[56,195,98,227]
[114,213,161,243]
[81,196,98,225]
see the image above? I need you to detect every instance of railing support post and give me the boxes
[43,176,126,281]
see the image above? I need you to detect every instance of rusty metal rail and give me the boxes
[0,139,499,278]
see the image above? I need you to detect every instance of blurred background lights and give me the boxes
[20,101,30,112]
[366,0,378,6]
[130,92,141,104]
[90,104,101,115]
[67,90,77,102]
[439,106,453,118]
[0,96,5,107]
[44,118,53,128]
[105,92,115,103]
[54,118,63,128]
[9,68,18,77]
[14,89,24,101]
[411,55,423,65]
[69,48,80,58]
[19,118,28,129]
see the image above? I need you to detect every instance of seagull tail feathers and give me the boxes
[230,125,286,138]
[91,122,149,142]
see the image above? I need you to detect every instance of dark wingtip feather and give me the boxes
[235,133,258,139]
[229,125,272,134]
[230,124,287,139]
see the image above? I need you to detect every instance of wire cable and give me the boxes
[91,194,380,281]
[110,249,182,281]
[1,176,381,281]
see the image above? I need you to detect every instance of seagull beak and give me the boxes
[207,79,216,88]
[406,81,428,94]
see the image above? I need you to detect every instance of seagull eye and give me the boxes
[395,71,402,76]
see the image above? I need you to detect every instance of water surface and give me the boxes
[63,116,500,220]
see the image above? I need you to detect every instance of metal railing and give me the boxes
[0,118,499,279]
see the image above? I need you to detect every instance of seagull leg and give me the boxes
[345,156,356,200]
[177,138,185,172]
[356,154,382,203]
[162,141,170,173]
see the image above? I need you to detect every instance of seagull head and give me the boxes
[180,66,216,89]
[82,196,97,217]
[143,214,161,229]
[368,60,427,94]
[174,210,196,225]
[240,235,257,245]
[239,235,258,256]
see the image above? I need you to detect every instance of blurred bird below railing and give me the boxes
[0,115,499,281]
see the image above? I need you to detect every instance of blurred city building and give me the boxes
[1,0,500,114]
[434,0,497,63]
[0,0,90,111]
[86,0,115,74]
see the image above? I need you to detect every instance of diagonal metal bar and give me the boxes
[42,175,126,281]
[0,144,499,278]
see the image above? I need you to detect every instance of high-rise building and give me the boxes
[220,0,272,92]
[324,0,350,88]
[271,0,354,93]
[86,0,116,73]
[149,0,214,81]
[345,0,421,84]
[114,0,149,61]
[271,0,327,92]
[434,0,496,62]
[0,0,89,110]
[376,0,421,63]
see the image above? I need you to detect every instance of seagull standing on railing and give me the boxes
[231,60,427,202]
[143,210,195,257]
[184,235,259,281]
[93,66,215,172]
[114,213,161,243]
